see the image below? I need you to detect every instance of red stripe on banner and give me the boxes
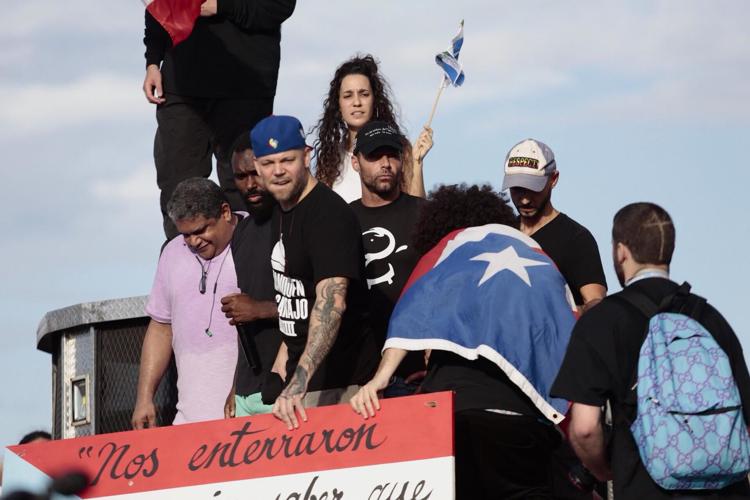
[146,0,202,46]
[400,229,463,298]
[7,392,453,498]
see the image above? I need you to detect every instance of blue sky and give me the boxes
[1,1,749,450]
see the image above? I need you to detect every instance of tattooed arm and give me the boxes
[272,276,349,429]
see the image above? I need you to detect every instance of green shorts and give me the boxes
[235,392,274,417]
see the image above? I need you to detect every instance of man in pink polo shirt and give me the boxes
[132,178,241,427]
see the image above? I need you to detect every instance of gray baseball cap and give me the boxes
[501,138,557,192]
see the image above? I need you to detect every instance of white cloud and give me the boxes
[90,162,158,203]
[0,74,150,135]
[275,1,750,127]
[3,1,137,38]
[0,44,33,70]
[580,76,750,123]
[3,1,747,142]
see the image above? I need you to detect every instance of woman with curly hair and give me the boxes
[311,54,433,202]
[412,183,519,254]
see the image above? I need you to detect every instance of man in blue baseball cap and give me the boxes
[251,115,377,430]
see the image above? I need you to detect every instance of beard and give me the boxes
[269,172,308,209]
[614,257,626,287]
[244,190,275,223]
[362,171,400,198]
[518,190,551,221]
[242,187,262,208]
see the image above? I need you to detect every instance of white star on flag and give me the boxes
[471,246,549,286]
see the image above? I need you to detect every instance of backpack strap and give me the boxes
[616,287,659,319]
[670,282,708,321]
[611,286,659,393]
[618,280,692,316]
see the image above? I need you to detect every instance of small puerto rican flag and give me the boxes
[143,0,202,46]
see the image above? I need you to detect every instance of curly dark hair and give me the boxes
[311,54,405,187]
[413,184,519,255]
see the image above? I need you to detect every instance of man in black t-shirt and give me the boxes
[552,202,750,499]
[502,138,607,312]
[251,115,376,430]
[220,133,280,417]
[503,138,609,498]
[349,121,426,397]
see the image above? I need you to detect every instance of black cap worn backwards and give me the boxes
[352,121,404,156]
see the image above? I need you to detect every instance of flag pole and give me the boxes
[425,77,448,128]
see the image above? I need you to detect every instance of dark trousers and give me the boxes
[154,94,273,239]
[454,409,560,500]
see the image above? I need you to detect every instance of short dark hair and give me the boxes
[414,184,519,254]
[231,130,252,156]
[19,430,51,445]
[612,202,675,265]
[167,178,228,222]
[230,130,253,170]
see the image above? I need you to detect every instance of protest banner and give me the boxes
[3,392,454,499]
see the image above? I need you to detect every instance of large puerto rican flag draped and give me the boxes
[386,224,577,424]
[143,0,202,46]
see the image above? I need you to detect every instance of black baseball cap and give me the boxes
[353,121,404,156]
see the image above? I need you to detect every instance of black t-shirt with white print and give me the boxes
[270,182,379,391]
[350,193,425,377]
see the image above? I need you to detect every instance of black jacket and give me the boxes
[144,0,296,99]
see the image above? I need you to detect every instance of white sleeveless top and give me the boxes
[331,150,362,203]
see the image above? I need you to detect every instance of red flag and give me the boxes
[144,0,202,46]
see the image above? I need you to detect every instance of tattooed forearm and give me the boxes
[299,277,348,376]
[280,365,308,398]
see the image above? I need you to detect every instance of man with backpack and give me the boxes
[551,202,750,498]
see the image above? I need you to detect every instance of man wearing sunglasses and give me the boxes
[132,178,242,428]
